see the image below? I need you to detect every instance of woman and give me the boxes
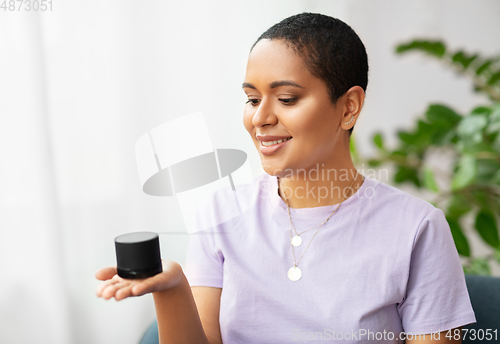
[96,13,476,343]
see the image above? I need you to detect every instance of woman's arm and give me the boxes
[96,260,219,344]
[192,286,223,344]
[151,265,210,344]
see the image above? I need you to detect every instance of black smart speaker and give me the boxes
[114,232,162,279]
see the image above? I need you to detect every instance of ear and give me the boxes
[341,86,365,131]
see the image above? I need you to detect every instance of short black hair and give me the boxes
[251,12,369,137]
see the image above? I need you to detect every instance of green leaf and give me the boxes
[471,189,491,209]
[487,71,500,85]
[416,119,434,133]
[394,166,421,188]
[458,114,488,136]
[476,159,500,184]
[457,114,487,144]
[463,257,491,276]
[389,150,407,158]
[422,166,439,192]
[429,126,457,145]
[492,169,500,185]
[446,216,471,256]
[494,134,500,152]
[476,60,492,75]
[387,150,407,164]
[452,51,478,69]
[373,132,384,150]
[447,193,472,219]
[471,106,492,117]
[491,198,500,216]
[397,131,414,145]
[408,120,434,152]
[486,104,500,135]
[460,140,496,155]
[367,159,383,167]
[475,209,500,248]
[451,154,477,191]
[425,104,461,128]
[396,40,446,57]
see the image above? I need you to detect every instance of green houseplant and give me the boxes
[351,40,500,276]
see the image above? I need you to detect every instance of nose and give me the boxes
[251,98,278,128]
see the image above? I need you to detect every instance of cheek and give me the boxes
[288,103,327,134]
[289,104,337,148]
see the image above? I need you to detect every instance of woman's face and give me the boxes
[243,39,348,178]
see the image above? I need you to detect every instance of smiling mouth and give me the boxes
[261,137,293,146]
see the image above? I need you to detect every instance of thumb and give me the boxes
[130,271,172,296]
[131,277,158,296]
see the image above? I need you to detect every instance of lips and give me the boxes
[261,137,292,146]
[256,135,293,142]
[257,136,293,156]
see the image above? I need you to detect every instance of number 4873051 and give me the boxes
[1,0,53,11]
[447,328,498,341]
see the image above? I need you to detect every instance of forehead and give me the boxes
[245,39,310,82]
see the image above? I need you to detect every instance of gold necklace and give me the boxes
[281,173,360,281]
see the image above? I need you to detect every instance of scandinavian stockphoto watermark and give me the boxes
[291,328,413,341]
[260,164,387,204]
[291,328,498,341]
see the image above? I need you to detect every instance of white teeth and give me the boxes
[262,137,292,146]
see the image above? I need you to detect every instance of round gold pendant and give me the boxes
[291,235,302,246]
[287,266,302,281]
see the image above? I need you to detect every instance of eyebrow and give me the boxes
[242,80,305,89]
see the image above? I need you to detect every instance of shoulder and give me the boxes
[365,176,436,213]
[360,176,440,233]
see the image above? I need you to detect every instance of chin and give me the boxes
[261,162,292,178]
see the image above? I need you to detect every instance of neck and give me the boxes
[277,163,363,209]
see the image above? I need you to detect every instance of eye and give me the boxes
[246,99,260,106]
[279,98,297,106]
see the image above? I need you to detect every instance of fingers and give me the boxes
[96,275,123,298]
[131,262,182,296]
[96,261,182,300]
[130,271,170,296]
[96,278,117,297]
[130,280,153,297]
[115,284,134,301]
[96,273,139,301]
[98,279,131,300]
[95,266,118,281]
[96,275,155,299]
[101,282,126,300]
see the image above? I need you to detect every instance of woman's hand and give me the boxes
[95,260,184,301]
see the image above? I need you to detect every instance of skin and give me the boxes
[243,39,365,208]
[95,261,219,344]
[95,37,462,344]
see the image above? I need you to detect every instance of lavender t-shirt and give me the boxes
[184,173,476,343]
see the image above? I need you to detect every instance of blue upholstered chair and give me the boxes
[138,274,500,343]
[139,318,158,344]
[462,274,500,343]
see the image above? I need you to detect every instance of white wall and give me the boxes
[1,1,499,343]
